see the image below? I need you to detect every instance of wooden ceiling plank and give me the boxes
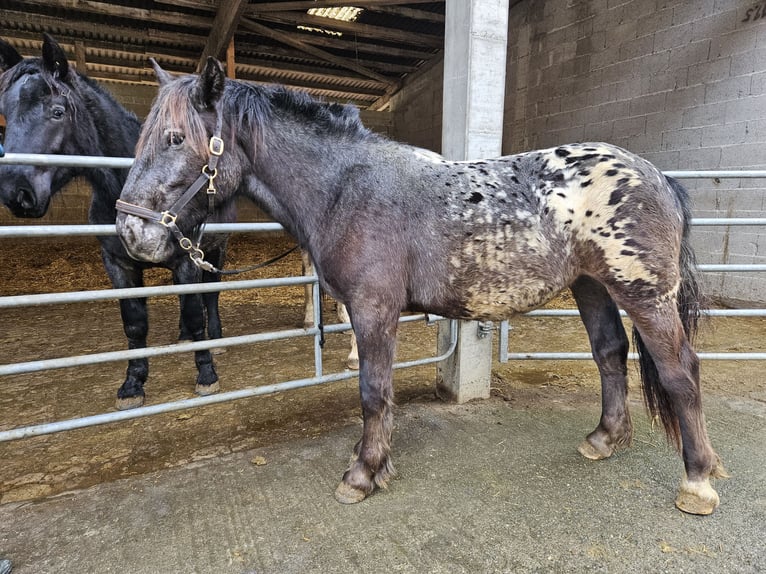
[253,12,443,48]
[250,0,442,12]
[367,5,445,23]
[292,33,438,60]
[240,17,393,85]
[196,0,249,72]
[14,0,213,30]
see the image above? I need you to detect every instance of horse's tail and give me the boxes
[632,175,703,447]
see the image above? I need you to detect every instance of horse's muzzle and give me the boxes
[116,212,173,263]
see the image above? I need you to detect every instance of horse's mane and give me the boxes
[136,75,372,161]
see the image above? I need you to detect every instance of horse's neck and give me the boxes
[79,83,140,210]
[248,121,352,241]
[89,100,139,158]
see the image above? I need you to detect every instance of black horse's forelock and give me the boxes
[136,75,371,162]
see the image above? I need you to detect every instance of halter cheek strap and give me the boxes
[116,110,225,272]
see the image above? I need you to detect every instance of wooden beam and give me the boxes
[74,41,87,72]
[250,0,442,12]
[240,17,392,85]
[197,0,249,72]
[226,38,236,79]
[367,5,445,23]
[253,12,443,48]
[294,33,437,61]
[17,0,213,30]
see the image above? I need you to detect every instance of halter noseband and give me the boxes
[116,112,225,273]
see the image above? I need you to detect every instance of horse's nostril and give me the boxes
[16,187,36,211]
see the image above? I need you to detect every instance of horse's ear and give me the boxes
[41,33,69,80]
[194,57,225,110]
[0,38,23,72]
[149,58,175,86]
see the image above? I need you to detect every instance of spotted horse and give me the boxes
[115,57,727,515]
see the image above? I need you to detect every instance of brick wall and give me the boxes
[502,0,766,305]
[390,57,444,153]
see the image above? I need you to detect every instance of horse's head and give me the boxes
[0,34,92,217]
[117,57,234,264]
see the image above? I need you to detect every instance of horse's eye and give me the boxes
[51,105,65,120]
[167,132,185,147]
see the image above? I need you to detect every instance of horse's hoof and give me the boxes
[195,381,220,396]
[346,357,360,370]
[675,478,719,515]
[577,438,614,460]
[115,395,145,410]
[334,482,368,504]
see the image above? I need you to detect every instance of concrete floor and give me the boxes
[0,393,764,574]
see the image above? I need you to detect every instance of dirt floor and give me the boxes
[1,234,765,504]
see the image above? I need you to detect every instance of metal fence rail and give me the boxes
[500,169,766,363]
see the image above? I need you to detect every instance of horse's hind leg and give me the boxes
[337,303,359,370]
[335,305,398,504]
[621,301,724,515]
[570,276,632,460]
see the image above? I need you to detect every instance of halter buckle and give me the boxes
[159,211,178,227]
[209,136,224,156]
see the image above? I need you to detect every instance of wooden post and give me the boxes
[226,37,236,79]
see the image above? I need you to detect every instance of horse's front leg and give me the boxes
[101,248,149,410]
[173,262,219,396]
[201,238,229,353]
[335,308,398,503]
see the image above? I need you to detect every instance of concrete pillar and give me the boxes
[436,0,509,403]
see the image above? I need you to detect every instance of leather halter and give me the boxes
[116,112,225,273]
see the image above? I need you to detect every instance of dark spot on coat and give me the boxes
[468,192,484,204]
[608,189,624,205]
[621,250,636,256]
[555,147,570,157]
[617,177,630,185]
[556,192,566,198]
[606,169,619,176]
[585,210,593,217]
[510,176,519,184]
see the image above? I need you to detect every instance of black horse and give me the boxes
[0,35,232,409]
[116,58,727,514]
